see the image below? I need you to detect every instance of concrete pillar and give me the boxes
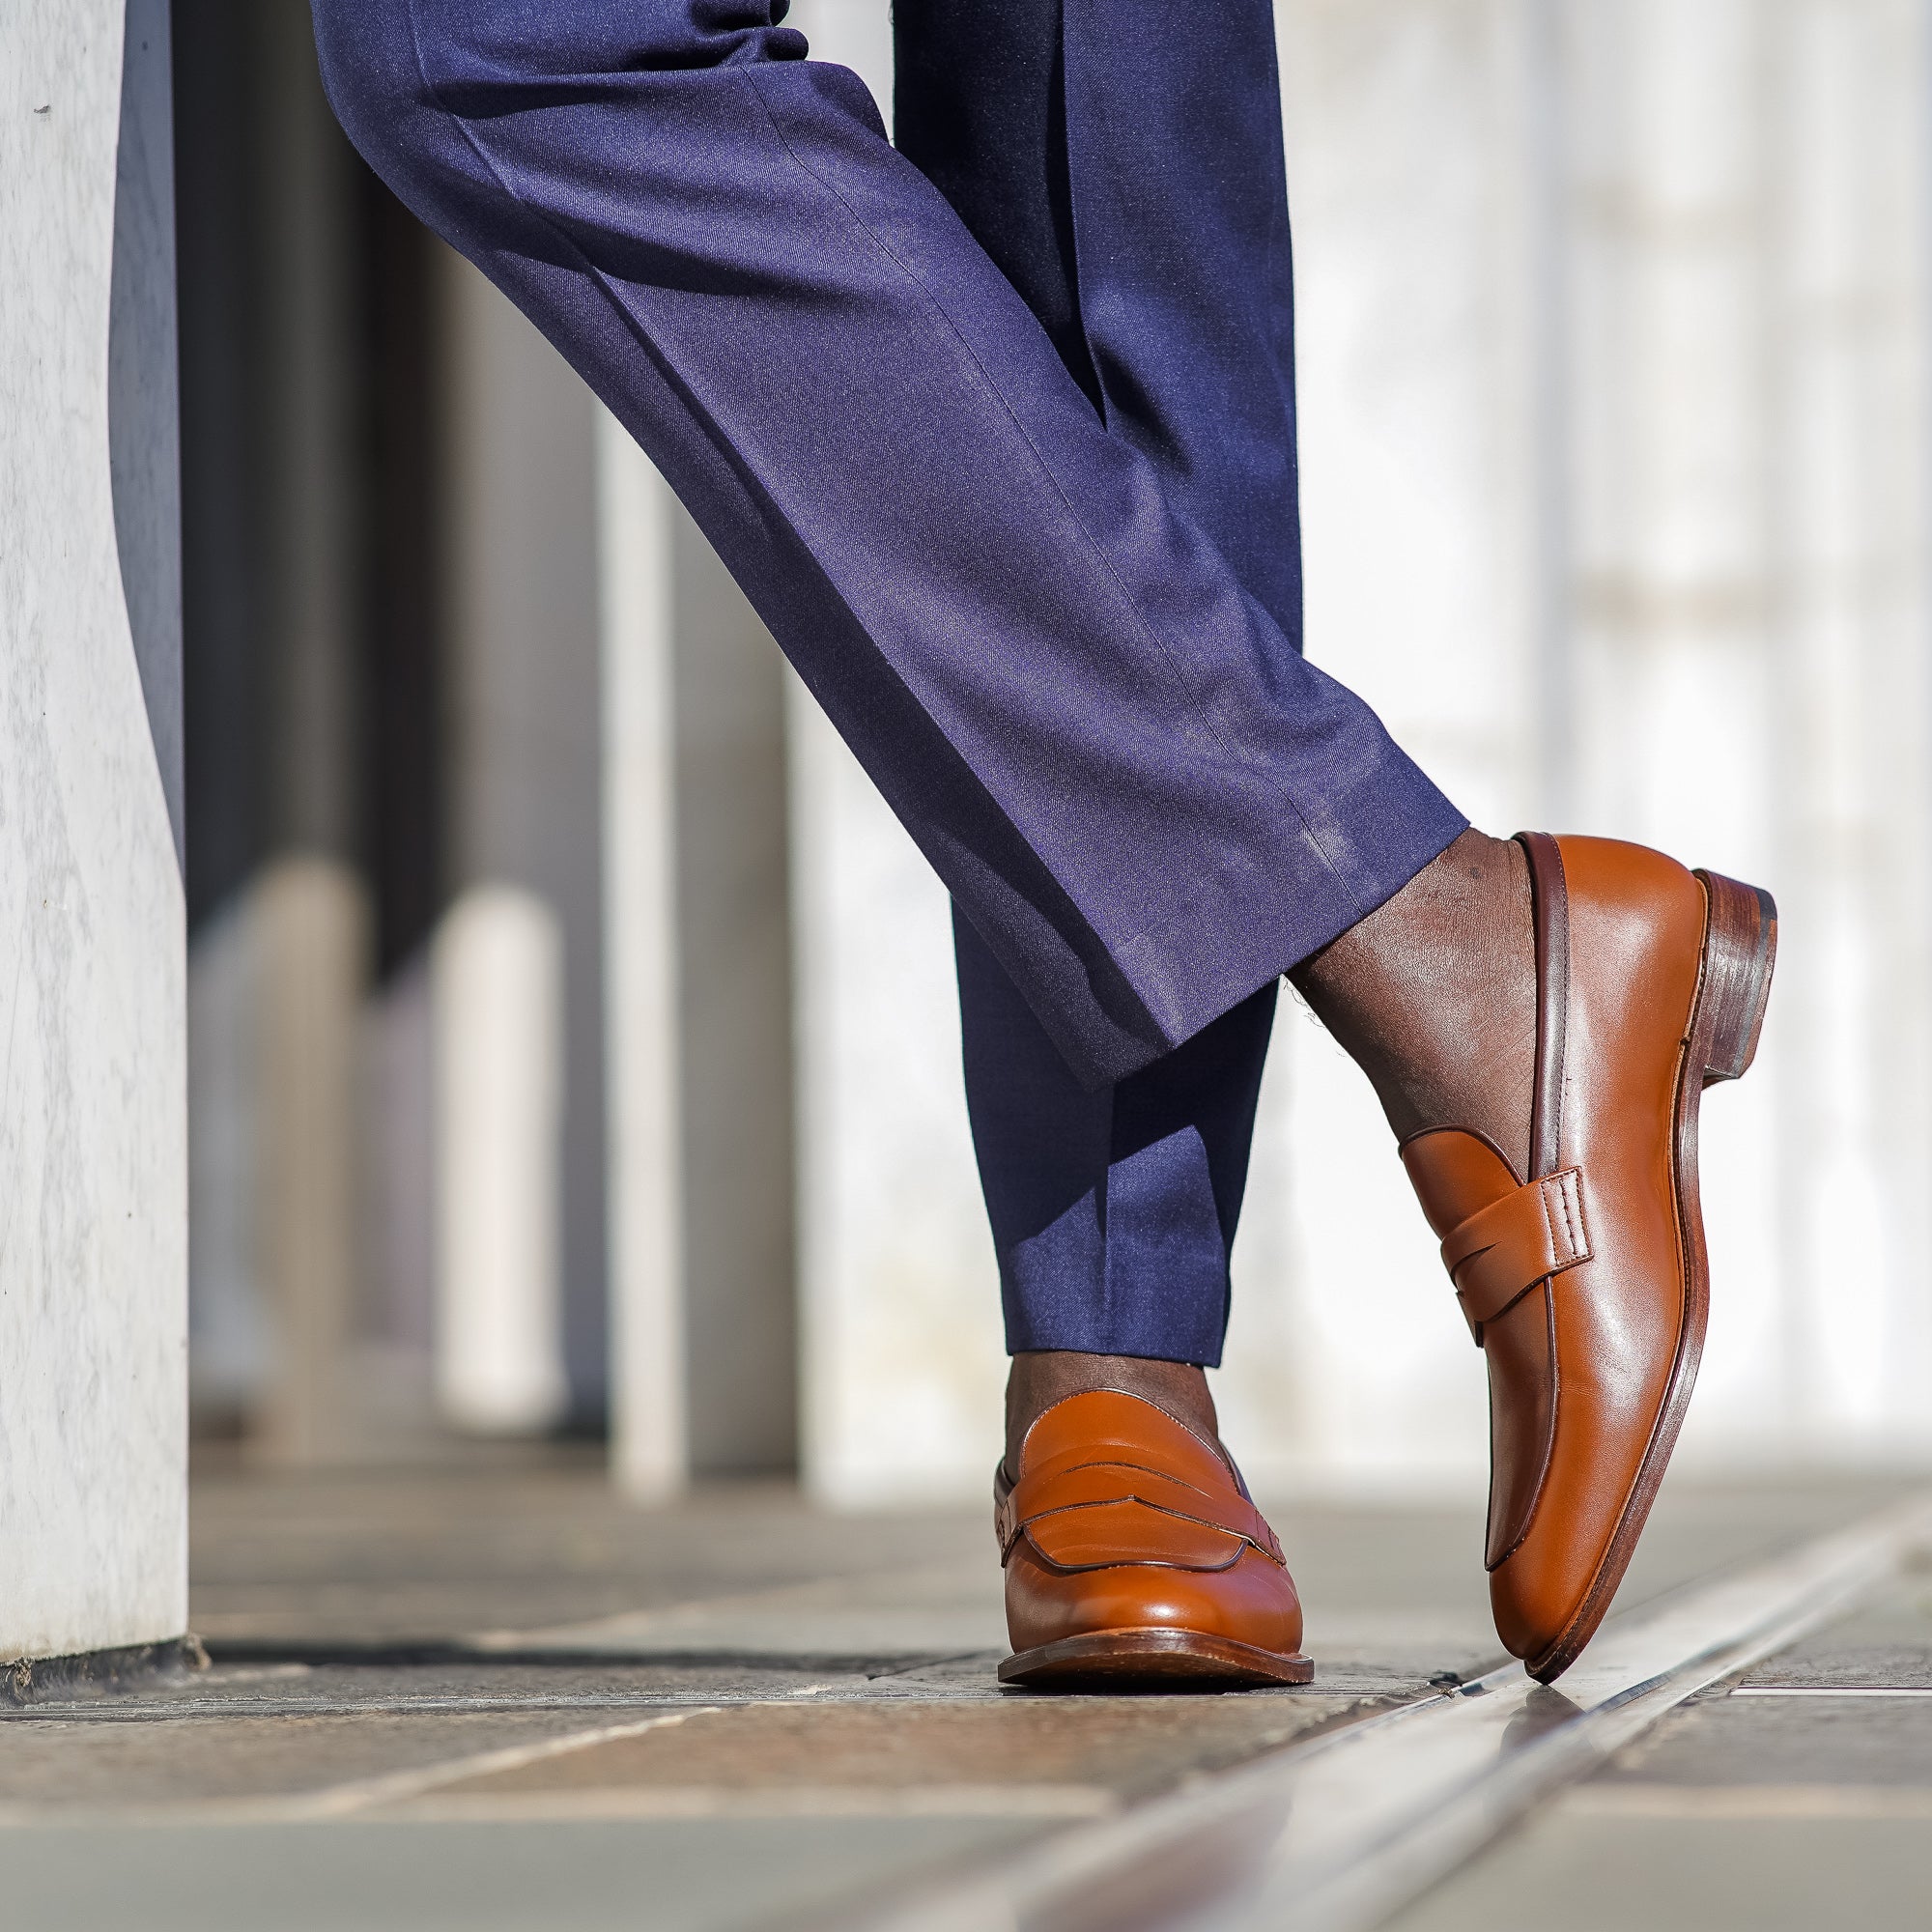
[601,420,686,1494]
[0,0,187,1656]
[175,0,271,1435]
[789,699,1003,1504]
[667,507,798,1478]
[174,0,369,1462]
[432,885,568,1430]
[251,0,367,1462]
[253,857,365,1459]
[436,251,600,1434]
[436,254,798,1475]
[602,437,800,1492]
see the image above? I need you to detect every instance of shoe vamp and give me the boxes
[1005,1541,1302,1653]
[1022,1499,1248,1573]
[1493,843,1703,1647]
[1484,1283,1556,1568]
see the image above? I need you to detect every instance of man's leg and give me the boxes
[895,0,1301,1462]
[311,0,1466,1101]
[312,0,1770,1690]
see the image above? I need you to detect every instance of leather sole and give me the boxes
[998,1628,1315,1690]
[1525,868,1777,1684]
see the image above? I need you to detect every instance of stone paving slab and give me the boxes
[1381,1813,1932,1932]
[0,1817,1043,1932]
[1737,1562,1932,1690]
[1,1463,1919,1930]
[421,1694,1367,1804]
[1385,1535,1932,1932]
[0,1710,616,1813]
[1610,1699,1932,1790]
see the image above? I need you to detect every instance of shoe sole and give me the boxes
[998,1628,1315,1690]
[1526,868,1778,1684]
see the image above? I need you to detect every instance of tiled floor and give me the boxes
[1386,1557,1932,1932]
[0,1457,1920,1929]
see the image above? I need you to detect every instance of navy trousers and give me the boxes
[900,0,1305,1366]
[311,0,1467,1361]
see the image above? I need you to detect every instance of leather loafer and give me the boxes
[1401,833,1776,1682]
[997,1389,1312,1689]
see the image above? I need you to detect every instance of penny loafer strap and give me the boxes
[998,1461,1284,1567]
[1441,1166,1592,1343]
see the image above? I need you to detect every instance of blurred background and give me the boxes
[170,0,1932,1507]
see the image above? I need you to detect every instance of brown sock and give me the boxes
[1001,830,1533,1478]
[1005,1350,1218,1482]
[1292,827,1537,1177]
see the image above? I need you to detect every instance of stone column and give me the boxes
[0,0,188,1657]
[602,435,800,1491]
[435,252,600,1434]
[601,419,686,1494]
[667,508,798,1479]
[251,0,369,1464]
[434,269,800,1481]
[173,0,368,1463]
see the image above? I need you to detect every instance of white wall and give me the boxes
[0,0,188,1653]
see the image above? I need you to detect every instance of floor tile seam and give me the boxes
[1726,1684,1932,1697]
[844,1490,1932,1932]
[0,1783,1122,1832]
[101,1706,737,1825]
[0,1683,1143,1724]
[461,1564,999,1650]
[381,1784,1122,1822]
[0,1682,1412,1722]
[192,1640,1006,1662]
[0,1690,991,1722]
[1558,1781,1932,1820]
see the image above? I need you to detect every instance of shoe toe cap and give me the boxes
[1006,1540,1303,1656]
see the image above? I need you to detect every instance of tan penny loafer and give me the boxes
[996,1389,1312,1689]
[1402,833,1776,1683]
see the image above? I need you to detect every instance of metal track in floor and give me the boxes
[868,1492,1932,1932]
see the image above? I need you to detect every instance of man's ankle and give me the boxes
[1291,828,1536,1175]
